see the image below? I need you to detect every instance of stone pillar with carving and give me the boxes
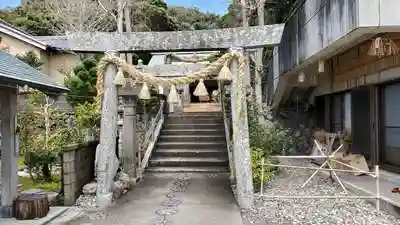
[95,51,120,208]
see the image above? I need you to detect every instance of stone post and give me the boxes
[229,47,254,209]
[121,95,138,178]
[0,87,18,218]
[183,84,191,104]
[96,51,120,208]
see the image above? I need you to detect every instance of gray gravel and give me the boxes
[241,159,400,225]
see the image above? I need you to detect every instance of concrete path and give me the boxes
[65,173,243,225]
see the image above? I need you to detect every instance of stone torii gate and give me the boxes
[65,24,284,209]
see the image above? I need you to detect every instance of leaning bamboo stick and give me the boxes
[263,163,374,174]
[257,195,377,199]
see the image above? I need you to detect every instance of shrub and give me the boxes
[75,101,101,139]
[251,147,275,188]
[64,55,102,106]
[247,101,294,155]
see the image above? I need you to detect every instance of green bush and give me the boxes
[24,149,58,181]
[247,101,294,155]
[75,102,100,128]
[246,98,297,187]
[64,55,102,106]
[251,147,275,188]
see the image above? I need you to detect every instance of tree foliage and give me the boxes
[218,0,299,28]
[16,51,44,70]
[64,55,102,107]
[129,0,178,31]
[168,7,220,30]
[0,6,55,35]
[0,0,223,33]
[19,90,83,181]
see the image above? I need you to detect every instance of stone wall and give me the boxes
[61,140,98,206]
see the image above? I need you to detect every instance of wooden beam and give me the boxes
[65,24,284,52]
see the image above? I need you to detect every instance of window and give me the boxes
[331,94,344,133]
[380,83,400,168]
[330,92,351,134]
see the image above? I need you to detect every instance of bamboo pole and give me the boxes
[258,195,377,199]
[375,165,380,212]
[263,163,375,174]
[260,158,265,195]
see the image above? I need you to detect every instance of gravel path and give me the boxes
[242,160,400,225]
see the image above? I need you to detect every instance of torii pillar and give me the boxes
[229,47,254,209]
[96,51,120,208]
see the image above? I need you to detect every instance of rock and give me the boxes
[112,181,124,199]
[75,195,97,209]
[52,165,62,175]
[47,191,59,204]
[83,182,97,196]
[117,172,133,190]
[17,170,30,178]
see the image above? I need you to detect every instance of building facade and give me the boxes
[268,0,400,172]
[0,20,80,85]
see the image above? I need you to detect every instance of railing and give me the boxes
[138,100,165,178]
[219,81,234,181]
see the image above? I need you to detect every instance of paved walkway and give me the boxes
[66,173,243,225]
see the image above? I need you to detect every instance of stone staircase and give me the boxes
[147,111,229,173]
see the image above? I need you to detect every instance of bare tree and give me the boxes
[44,0,127,34]
[255,0,266,108]
[239,0,266,111]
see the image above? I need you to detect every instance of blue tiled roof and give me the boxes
[0,51,68,93]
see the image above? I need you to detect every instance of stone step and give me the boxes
[156,141,226,149]
[164,123,223,130]
[149,157,229,167]
[153,148,228,157]
[165,118,223,125]
[168,112,222,118]
[146,166,229,173]
[161,129,224,136]
[158,135,226,142]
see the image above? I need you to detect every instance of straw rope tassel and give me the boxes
[368,37,385,57]
[113,68,126,86]
[168,84,179,104]
[194,79,208,97]
[95,52,238,112]
[158,85,164,95]
[386,38,399,56]
[139,82,151,100]
[217,63,232,81]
